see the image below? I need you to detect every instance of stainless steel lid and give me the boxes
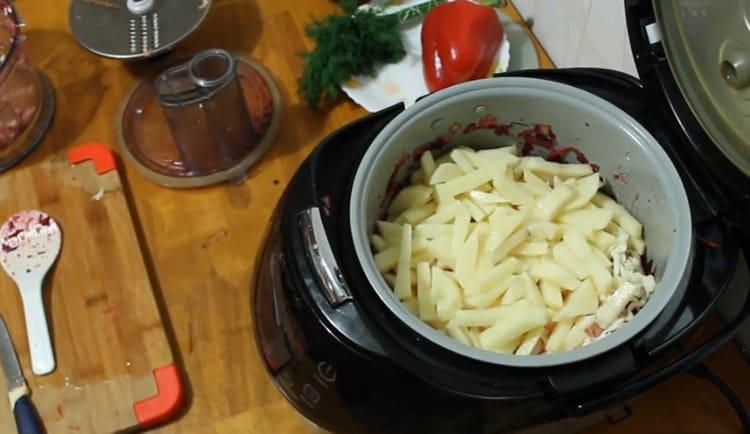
[654,0,750,177]
[69,0,211,60]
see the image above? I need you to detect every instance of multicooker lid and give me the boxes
[627,0,750,193]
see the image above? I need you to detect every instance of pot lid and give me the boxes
[652,0,750,177]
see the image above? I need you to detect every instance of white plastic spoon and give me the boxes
[0,211,61,376]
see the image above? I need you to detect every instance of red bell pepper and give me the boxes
[421,0,504,92]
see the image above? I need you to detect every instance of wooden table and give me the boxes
[12,0,750,433]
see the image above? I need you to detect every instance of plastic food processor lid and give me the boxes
[653,0,750,177]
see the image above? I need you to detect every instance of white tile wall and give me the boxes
[512,0,639,77]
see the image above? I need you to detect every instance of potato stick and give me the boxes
[394,224,413,299]
[420,151,436,180]
[429,163,464,184]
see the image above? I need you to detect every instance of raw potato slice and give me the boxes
[551,243,589,280]
[467,190,510,205]
[528,222,563,242]
[595,282,641,328]
[377,221,402,243]
[414,223,453,240]
[446,323,472,345]
[540,280,563,309]
[467,328,482,348]
[591,230,617,253]
[515,327,547,355]
[532,185,574,221]
[493,170,534,205]
[472,257,523,295]
[420,151,436,180]
[450,149,476,173]
[485,210,526,254]
[467,148,519,168]
[590,246,611,268]
[395,202,438,225]
[430,163,464,185]
[464,275,515,309]
[371,234,388,252]
[546,319,573,352]
[424,200,464,224]
[394,224,413,300]
[375,246,399,272]
[558,207,614,232]
[530,259,580,290]
[480,146,518,157]
[512,241,549,256]
[565,173,602,211]
[417,263,437,321]
[461,197,487,221]
[451,306,511,327]
[490,228,528,264]
[388,185,433,216]
[521,272,545,306]
[554,280,598,320]
[523,169,552,197]
[436,168,494,202]
[495,336,524,354]
[520,157,594,179]
[479,301,547,351]
[501,275,527,305]
[432,268,463,321]
[455,229,479,288]
[563,316,595,351]
[563,230,592,259]
[403,298,419,315]
[593,193,643,241]
[450,208,472,259]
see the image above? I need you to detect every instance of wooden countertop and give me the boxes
[13,0,750,433]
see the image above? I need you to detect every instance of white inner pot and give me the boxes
[350,77,694,367]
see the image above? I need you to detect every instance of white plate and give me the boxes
[342,0,510,112]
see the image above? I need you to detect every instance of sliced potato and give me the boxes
[460,197,487,221]
[530,259,581,290]
[414,223,453,240]
[479,301,547,351]
[451,306,511,327]
[521,272,545,306]
[485,210,526,254]
[519,156,594,179]
[558,207,614,233]
[540,280,564,309]
[528,221,563,242]
[591,230,617,253]
[394,224,413,300]
[554,279,598,320]
[429,163,465,185]
[532,185,575,221]
[546,319,573,353]
[463,274,514,309]
[420,151,437,180]
[471,257,523,296]
[512,240,549,256]
[492,169,534,205]
[371,234,388,252]
[436,168,494,202]
[375,246,399,272]
[377,220,402,243]
[565,173,602,211]
[502,275,527,305]
[446,323,472,346]
[523,169,552,197]
[490,228,528,264]
[417,262,437,321]
[563,315,595,351]
[423,200,464,224]
[395,202,438,225]
[449,149,476,173]
[516,327,547,355]
[552,243,589,280]
[450,208,472,259]
[432,268,462,321]
[455,229,479,288]
[388,185,433,216]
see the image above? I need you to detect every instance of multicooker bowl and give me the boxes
[350,77,694,367]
